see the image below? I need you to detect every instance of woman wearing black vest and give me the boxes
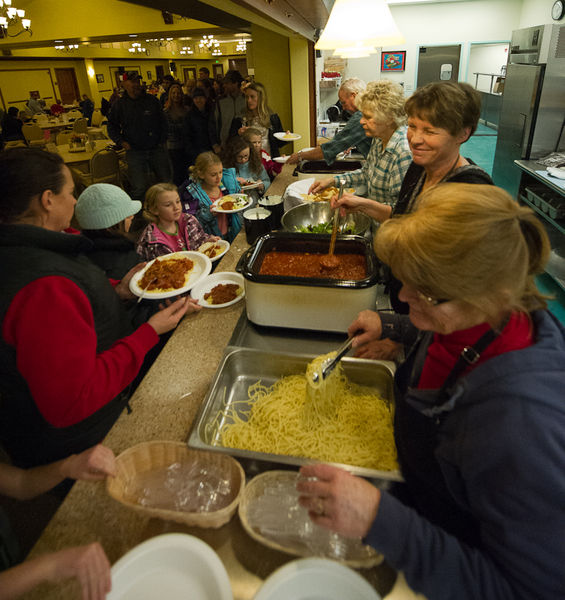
[0,148,199,469]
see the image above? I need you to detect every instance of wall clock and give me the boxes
[552,0,564,21]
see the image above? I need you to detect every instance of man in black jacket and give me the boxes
[107,71,172,205]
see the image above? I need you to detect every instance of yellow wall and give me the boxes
[289,38,311,149]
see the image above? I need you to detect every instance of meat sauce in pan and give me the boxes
[258,251,366,280]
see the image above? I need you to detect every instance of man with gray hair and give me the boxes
[288,77,372,165]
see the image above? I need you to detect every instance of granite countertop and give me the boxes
[23,163,424,600]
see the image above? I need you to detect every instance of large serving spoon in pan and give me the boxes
[319,179,345,271]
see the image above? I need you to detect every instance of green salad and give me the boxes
[296,222,355,234]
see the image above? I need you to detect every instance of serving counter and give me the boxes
[23,164,425,600]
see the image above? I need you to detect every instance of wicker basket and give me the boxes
[239,470,383,568]
[106,441,245,528]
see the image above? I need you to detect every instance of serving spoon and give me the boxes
[319,179,345,271]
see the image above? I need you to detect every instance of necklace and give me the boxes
[424,154,461,189]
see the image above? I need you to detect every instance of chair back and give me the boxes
[57,131,73,145]
[22,123,44,142]
[89,149,120,185]
[67,110,82,120]
[72,118,88,134]
[91,110,103,127]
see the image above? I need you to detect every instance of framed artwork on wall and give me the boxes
[95,74,104,83]
[381,51,406,72]
[147,71,152,80]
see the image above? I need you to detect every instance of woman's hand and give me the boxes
[47,542,111,600]
[237,177,247,185]
[354,338,402,360]
[238,126,248,136]
[330,192,367,215]
[114,263,146,301]
[60,445,116,482]
[296,464,381,538]
[287,152,300,164]
[147,297,199,335]
[348,310,383,350]
[308,177,334,195]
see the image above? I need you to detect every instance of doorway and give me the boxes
[228,58,248,77]
[54,68,80,104]
[183,67,196,83]
[417,45,461,87]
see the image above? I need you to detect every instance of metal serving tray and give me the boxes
[187,347,401,482]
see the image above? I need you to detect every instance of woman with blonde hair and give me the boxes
[228,81,286,158]
[178,151,242,241]
[298,182,565,600]
[164,82,189,185]
[310,80,412,217]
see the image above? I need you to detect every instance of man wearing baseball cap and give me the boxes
[107,71,172,221]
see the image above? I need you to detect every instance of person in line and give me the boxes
[178,151,242,241]
[74,183,143,280]
[0,148,197,469]
[298,183,565,600]
[229,81,285,158]
[50,99,65,117]
[107,71,171,208]
[136,182,219,260]
[287,78,371,165]
[0,445,115,600]
[1,107,24,143]
[79,94,95,126]
[221,136,270,196]
[159,74,175,107]
[198,66,210,81]
[309,80,411,217]
[164,83,189,186]
[182,88,214,167]
[242,126,282,180]
[211,69,246,153]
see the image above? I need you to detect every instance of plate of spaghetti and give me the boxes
[274,131,301,141]
[197,240,230,262]
[190,272,245,308]
[129,251,212,300]
[212,194,252,214]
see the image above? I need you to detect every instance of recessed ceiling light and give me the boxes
[129,34,137,37]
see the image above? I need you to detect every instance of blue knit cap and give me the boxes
[76,184,141,230]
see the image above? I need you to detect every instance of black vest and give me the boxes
[0,224,135,467]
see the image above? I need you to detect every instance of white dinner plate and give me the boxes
[190,272,245,308]
[197,239,230,263]
[241,181,263,191]
[273,156,289,163]
[274,132,301,141]
[547,166,565,180]
[212,194,253,214]
[129,251,212,300]
[108,533,233,600]
[253,558,381,600]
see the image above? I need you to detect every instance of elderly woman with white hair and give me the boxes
[287,77,371,164]
[309,79,412,217]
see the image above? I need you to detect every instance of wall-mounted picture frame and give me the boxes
[95,74,104,83]
[147,71,152,80]
[381,51,406,72]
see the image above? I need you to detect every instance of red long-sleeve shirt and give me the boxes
[2,276,159,428]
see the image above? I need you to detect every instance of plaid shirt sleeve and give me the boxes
[183,214,213,250]
[320,112,370,163]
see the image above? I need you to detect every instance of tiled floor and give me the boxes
[461,122,497,176]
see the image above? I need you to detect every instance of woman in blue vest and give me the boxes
[0,147,199,469]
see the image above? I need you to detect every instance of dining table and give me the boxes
[55,139,114,171]
[21,163,426,600]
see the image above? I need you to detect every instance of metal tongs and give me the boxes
[311,336,355,383]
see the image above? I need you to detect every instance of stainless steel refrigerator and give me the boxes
[492,24,565,197]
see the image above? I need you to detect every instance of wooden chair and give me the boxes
[72,118,88,134]
[79,149,121,187]
[56,131,73,145]
[22,123,46,148]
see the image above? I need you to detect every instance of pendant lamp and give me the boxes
[316,0,404,50]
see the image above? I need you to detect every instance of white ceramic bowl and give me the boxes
[190,272,245,308]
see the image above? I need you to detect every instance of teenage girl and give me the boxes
[136,182,219,261]
[242,126,282,180]
[222,136,270,194]
[178,151,242,242]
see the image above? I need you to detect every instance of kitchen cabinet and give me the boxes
[516,159,565,322]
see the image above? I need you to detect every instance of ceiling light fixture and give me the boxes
[236,39,248,52]
[0,0,31,38]
[179,45,193,55]
[55,44,79,51]
[199,34,219,50]
[315,0,404,53]
[128,42,146,53]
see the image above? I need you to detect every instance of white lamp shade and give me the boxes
[333,44,378,58]
[316,0,404,50]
